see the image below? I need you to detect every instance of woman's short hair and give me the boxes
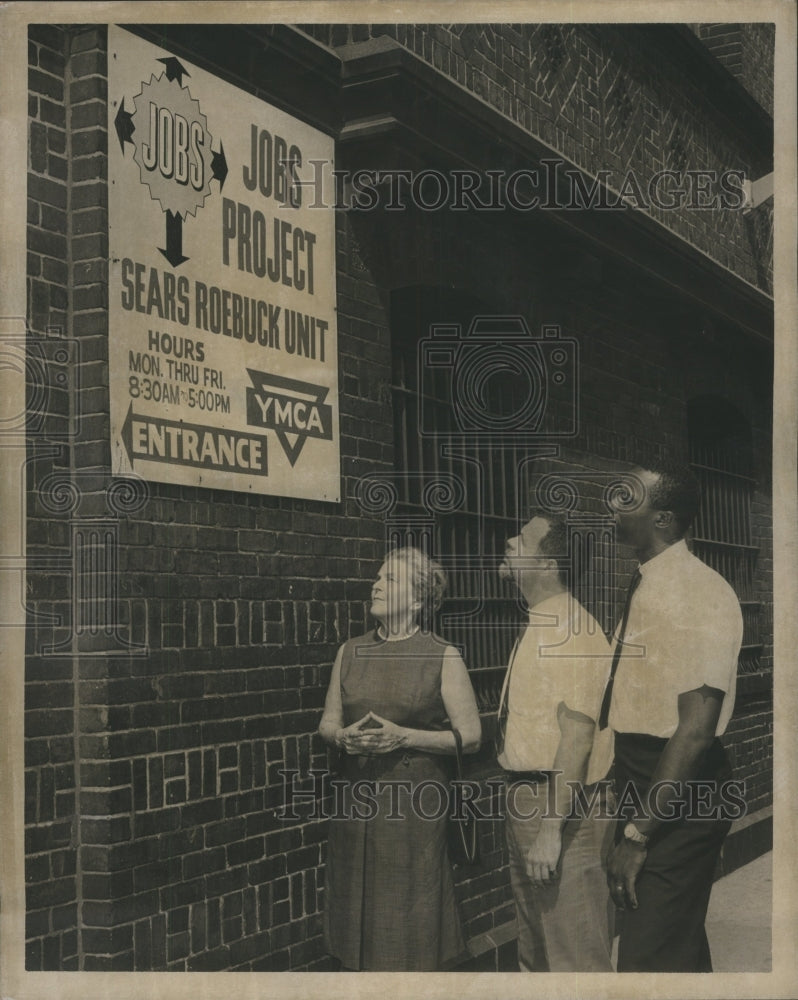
[387,546,448,614]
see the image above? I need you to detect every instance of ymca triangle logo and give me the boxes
[245,369,333,466]
[275,431,303,466]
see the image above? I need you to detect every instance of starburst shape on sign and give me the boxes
[131,72,214,219]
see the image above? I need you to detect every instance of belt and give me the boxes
[501,769,549,784]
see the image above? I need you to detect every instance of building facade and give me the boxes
[24,20,773,971]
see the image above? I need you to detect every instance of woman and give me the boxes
[319,546,482,971]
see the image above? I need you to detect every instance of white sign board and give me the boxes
[108,25,340,500]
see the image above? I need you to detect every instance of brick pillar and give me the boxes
[25,23,78,972]
[26,23,140,971]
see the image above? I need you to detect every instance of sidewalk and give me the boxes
[705,851,772,972]
[465,850,773,972]
[607,852,772,973]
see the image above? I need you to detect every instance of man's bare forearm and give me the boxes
[633,726,713,837]
[632,685,723,838]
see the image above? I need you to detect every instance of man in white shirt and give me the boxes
[605,462,743,971]
[497,511,614,971]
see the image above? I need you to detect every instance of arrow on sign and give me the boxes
[114,98,135,152]
[159,210,189,268]
[211,140,228,190]
[121,403,136,467]
[121,404,270,476]
[157,56,190,85]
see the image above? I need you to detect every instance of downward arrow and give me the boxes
[159,210,189,268]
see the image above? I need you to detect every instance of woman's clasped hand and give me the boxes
[335,712,409,755]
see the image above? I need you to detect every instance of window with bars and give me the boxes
[387,287,616,715]
[390,288,532,691]
[688,396,762,673]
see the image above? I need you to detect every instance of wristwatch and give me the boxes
[623,822,649,846]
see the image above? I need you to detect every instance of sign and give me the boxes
[108,26,339,500]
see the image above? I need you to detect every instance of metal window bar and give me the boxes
[689,438,761,674]
[393,333,531,672]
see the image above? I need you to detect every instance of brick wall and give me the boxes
[25,21,772,971]
[724,694,773,815]
[26,23,76,972]
[694,23,775,116]
[300,22,773,295]
[25,24,397,971]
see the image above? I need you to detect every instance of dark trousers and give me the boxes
[614,733,732,972]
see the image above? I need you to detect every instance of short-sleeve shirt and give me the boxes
[608,540,743,738]
[498,591,613,786]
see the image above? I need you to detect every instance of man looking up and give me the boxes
[605,462,743,972]
[497,510,614,971]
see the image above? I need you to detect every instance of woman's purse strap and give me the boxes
[452,727,465,777]
[447,727,480,867]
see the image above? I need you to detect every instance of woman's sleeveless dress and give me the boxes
[323,629,468,971]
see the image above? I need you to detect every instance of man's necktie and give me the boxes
[598,569,642,731]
